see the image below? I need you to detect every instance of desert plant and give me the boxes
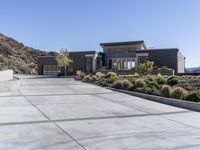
[170,87,188,100]
[125,77,135,84]
[160,85,172,98]
[146,80,160,89]
[185,91,200,102]
[56,49,73,76]
[156,74,167,85]
[106,75,118,84]
[80,72,86,79]
[83,75,91,82]
[153,66,159,70]
[135,79,146,89]
[98,79,109,87]
[91,75,98,82]
[137,61,154,76]
[111,80,122,89]
[106,72,118,78]
[141,87,154,95]
[96,72,106,78]
[167,76,179,86]
[121,79,132,90]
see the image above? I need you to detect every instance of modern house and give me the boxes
[38,41,185,75]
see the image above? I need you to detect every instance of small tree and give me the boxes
[137,61,154,76]
[56,49,72,76]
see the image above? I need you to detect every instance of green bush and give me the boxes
[125,77,135,84]
[167,76,179,86]
[147,75,154,82]
[111,80,122,89]
[106,75,118,84]
[141,87,154,95]
[121,79,132,90]
[160,85,172,98]
[156,74,167,85]
[135,79,146,88]
[106,72,117,78]
[137,61,154,76]
[98,79,109,87]
[83,75,91,82]
[170,87,187,100]
[146,80,160,89]
[185,91,200,102]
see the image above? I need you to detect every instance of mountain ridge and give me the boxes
[0,33,57,74]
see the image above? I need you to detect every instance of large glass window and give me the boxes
[109,58,135,70]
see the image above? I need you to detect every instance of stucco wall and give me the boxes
[0,70,13,82]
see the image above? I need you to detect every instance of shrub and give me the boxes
[185,91,200,102]
[156,74,167,85]
[146,80,160,89]
[132,73,140,77]
[147,75,154,82]
[160,85,172,98]
[111,80,122,89]
[96,72,105,78]
[106,72,117,78]
[91,75,98,82]
[167,76,179,86]
[135,79,146,89]
[106,75,118,84]
[125,77,135,84]
[121,79,132,90]
[153,66,159,70]
[170,87,188,100]
[141,87,154,95]
[98,79,109,87]
[137,61,154,76]
[83,75,91,82]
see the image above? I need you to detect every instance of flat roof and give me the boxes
[100,41,146,47]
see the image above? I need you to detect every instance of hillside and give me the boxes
[0,33,56,74]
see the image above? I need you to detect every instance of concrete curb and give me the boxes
[0,78,21,93]
[107,87,200,112]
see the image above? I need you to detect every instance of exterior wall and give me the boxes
[136,49,180,73]
[69,51,99,74]
[38,56,58,75]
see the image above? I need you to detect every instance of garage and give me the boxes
[43,65,61,75]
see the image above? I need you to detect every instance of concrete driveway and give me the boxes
[0,75,200,150]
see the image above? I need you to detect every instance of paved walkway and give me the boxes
[0,75,200,149]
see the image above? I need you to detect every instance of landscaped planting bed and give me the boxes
[75,72,200,102]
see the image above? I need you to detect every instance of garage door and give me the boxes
[43,65,61,75]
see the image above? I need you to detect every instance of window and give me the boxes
[109,58,135,70]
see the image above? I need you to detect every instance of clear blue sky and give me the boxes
[0,0,199,67]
